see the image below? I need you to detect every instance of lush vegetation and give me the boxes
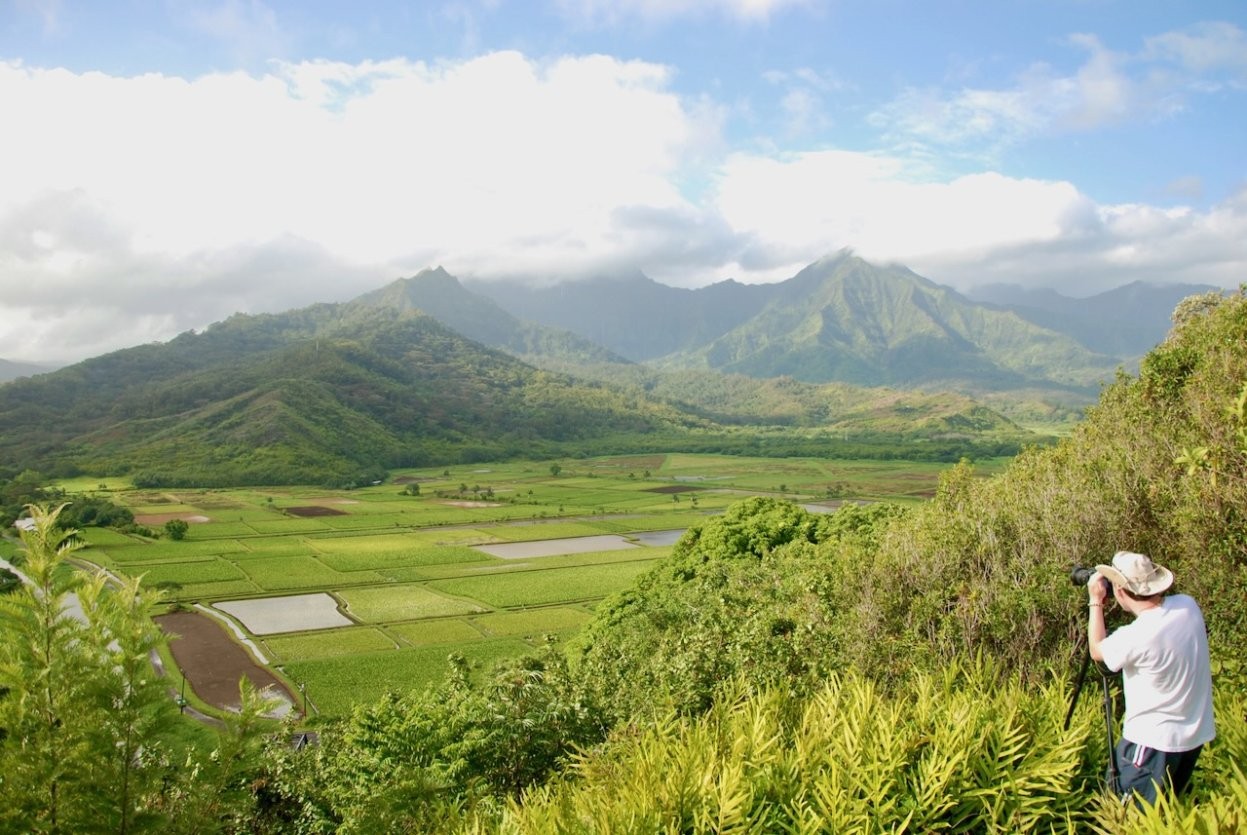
[0,506,276,833]
[1,288,1243,832]
[0,286,1042,489]
[253,286,1247,832]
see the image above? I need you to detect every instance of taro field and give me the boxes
[67,453,1006,718]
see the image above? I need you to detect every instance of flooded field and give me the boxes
[215,593,353,634]
[474,534,639,559]
[632,529,685,547]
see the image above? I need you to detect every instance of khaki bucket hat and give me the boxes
[1096,551,1174,596]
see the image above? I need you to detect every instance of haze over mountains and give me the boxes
[0,252,1211,389]
[462,252,1209,394]
[0,252,1219,486]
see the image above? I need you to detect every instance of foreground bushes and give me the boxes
[466,662,1242,833]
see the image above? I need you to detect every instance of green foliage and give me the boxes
[54,495,137,530]
[256,649,607,832]
[0,566,20,594]
[496,662,1101,833]
[572,499,907,719]
[164,518,190,540]
[0,504,275,833]
[795,288,1247,680]
[485,663,1247,835]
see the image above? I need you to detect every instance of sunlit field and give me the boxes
[64,453,1008,717]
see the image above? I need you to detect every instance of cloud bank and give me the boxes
[1,37,1244,363]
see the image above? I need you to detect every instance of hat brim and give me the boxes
[1095,563,1174,596]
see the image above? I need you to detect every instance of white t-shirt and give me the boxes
[1099,594,1216,752]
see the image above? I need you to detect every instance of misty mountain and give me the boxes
[353,267,631,365]
[0,266,1039,486]
[472,254,1125,395]
[0,358,58,383]
[665,255,1124,392]
[468,269,774,361]
[965,280,1219,358]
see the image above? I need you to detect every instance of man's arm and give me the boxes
[1087,572,1108,662]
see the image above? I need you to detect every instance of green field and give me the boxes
[284,639,535,715]
[60,453,999,718]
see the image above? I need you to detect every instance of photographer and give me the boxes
[1086,551,1216,807]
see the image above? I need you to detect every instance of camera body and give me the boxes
[1071,566,1113,598]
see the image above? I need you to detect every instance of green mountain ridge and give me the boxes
[0,308,703,486]
[967,279,1220,358]
[471,253,1133,396]
[354,267,630,365]
[12,253,1142,486]
[652,255,1119,392]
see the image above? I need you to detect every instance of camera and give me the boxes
[1071,566,1112,597]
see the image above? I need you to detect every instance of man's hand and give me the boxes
[1087,571,1109,605]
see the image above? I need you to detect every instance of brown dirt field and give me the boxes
[645,485,700,494]
[134,513,211,525]
[285,505,347,517]
[155,611,294,712]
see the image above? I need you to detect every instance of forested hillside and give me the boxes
[0,306,704,486]
[0,284,1037,487]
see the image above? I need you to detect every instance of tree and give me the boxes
[0,503,91,832]
[164,518,189,540]
[549,463,561,477]
[0,504,274,832]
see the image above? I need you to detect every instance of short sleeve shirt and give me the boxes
[1099,594,1216,752]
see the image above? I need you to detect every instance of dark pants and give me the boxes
[1115,738,1203,807]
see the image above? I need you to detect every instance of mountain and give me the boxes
[0,266,1040,486]
[0,305,699,486]
[665,255,1122,392]
[474,254,1123,396]
[965,280,1220,358]
[0,358,57,383]
[354,267,630,365]
[468,269,773,361]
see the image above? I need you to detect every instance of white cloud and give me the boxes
[709,148,1247,294]
[552,0,812,25]
[0,52,715,360]
[870,23,1246,154]
[713,150,1087,273]
[1,46,1244,364]
[1143,21,1247,79]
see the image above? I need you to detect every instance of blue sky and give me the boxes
[1,0,1245,362]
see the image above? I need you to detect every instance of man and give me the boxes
[1087,551,1216,807]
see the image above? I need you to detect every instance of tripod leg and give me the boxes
[1101,671,1121,795]
[1064,645,1091,731]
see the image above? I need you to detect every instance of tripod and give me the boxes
[1065,637,1121,795]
